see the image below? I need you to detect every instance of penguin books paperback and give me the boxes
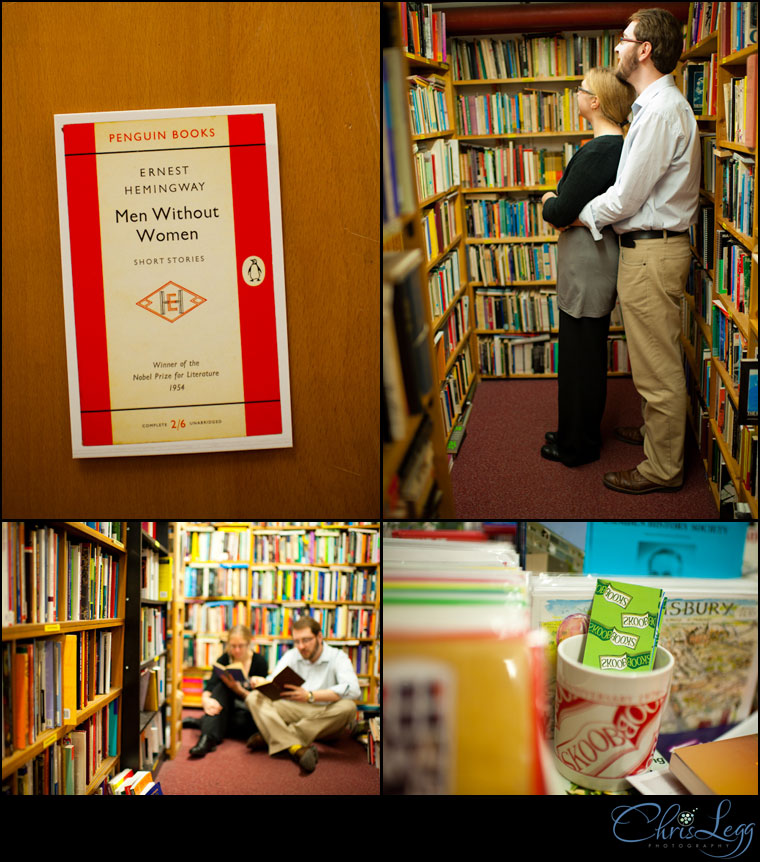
[54,104,291,457]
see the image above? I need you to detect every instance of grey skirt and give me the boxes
[556,225,619,319]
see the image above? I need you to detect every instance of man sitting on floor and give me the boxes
[244,616,360,773]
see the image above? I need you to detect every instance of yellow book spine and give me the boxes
[62,634,78,723]
[158,556,173,601]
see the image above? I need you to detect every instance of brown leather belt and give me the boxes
[620,229,688,247]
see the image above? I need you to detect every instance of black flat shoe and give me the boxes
[182,717,202,730]
[545,431,558,444]
[190,734,218,758]
[540,442,563,462]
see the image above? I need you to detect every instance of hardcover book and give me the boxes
[54,105,291,457]
[212,660,249,686]
[582,578,667,672]
[254,665,305,701]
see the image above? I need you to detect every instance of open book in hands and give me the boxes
[212,661,251,688]
[252,666,306,700]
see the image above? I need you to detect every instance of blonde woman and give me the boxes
[188,624,268,758]
[540,67,636,467]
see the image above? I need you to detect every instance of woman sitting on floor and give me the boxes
[186,625,268,757]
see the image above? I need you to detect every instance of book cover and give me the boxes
[212,660,248,686]
[584,522,748,578]
[254,665,305,701]
[670,734,758,795]
[54,105,291,457]
[582,579,667,672]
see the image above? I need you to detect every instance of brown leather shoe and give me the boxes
[246,732,267,751]
[290,743,319,773]
[614,426,645,445]
[603,467,682,494]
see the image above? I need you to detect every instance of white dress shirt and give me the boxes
[271,642,361,700]
[578,75,701,240]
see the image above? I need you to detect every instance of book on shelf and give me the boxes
[401,2,447,62]
[141,605,166,661]
[407,73,450,136]
[250,604,376,641]
[140,660,165,711]
[383,249,432,444]
[459,142,577,189]
[383,47,416,226]
[450,32,618,80]
[5,629,116,756]
[2,522,122,626]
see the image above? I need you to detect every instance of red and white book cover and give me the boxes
[54,105,291,457]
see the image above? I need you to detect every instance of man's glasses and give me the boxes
[618,33,648,45]
[294,635,316,646]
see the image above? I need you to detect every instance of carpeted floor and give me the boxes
[451,378,718,518]
[155,709,379,795]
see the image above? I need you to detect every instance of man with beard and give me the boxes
[571,7,700,494]
[244,616,360,773]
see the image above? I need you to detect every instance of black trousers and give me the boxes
[556,308,611,466]
[201,680,258,744]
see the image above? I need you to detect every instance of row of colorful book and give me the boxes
[252,566,378,604]
[4,633,116,757]
[3,522,121,625]
[249,604,377,640]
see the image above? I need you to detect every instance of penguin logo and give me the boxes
[242,255,265,286]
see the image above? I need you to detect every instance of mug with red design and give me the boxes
[554,634,674,791]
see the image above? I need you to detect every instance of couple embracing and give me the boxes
[540,7,700,495]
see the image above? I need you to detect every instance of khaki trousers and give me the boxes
[617,234,691,485]
[244,690,356,755]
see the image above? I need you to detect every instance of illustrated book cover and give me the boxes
[54,104,291,457]
[582,578,667,672]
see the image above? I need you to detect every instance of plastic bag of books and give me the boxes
[529,574,758,736]
[384,547,548,794]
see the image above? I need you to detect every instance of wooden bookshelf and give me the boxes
[448,28,634,382]
[178,522,380,716]
[121,522,172,773]
[165,522,185,759]
[383,2,456,516]
[2,521,127,794]
[383,7,641,511]
[678,1,758,516]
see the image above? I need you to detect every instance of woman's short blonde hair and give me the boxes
[586,67,636,131]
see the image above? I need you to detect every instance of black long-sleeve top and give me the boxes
[204,649,269,693]
[542,135,624,227]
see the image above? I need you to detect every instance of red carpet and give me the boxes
[451,378,718,518]
[156,709,379,795]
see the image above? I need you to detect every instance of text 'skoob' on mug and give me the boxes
[553,634,675,792]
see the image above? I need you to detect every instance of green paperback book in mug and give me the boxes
[582,579,667,672]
